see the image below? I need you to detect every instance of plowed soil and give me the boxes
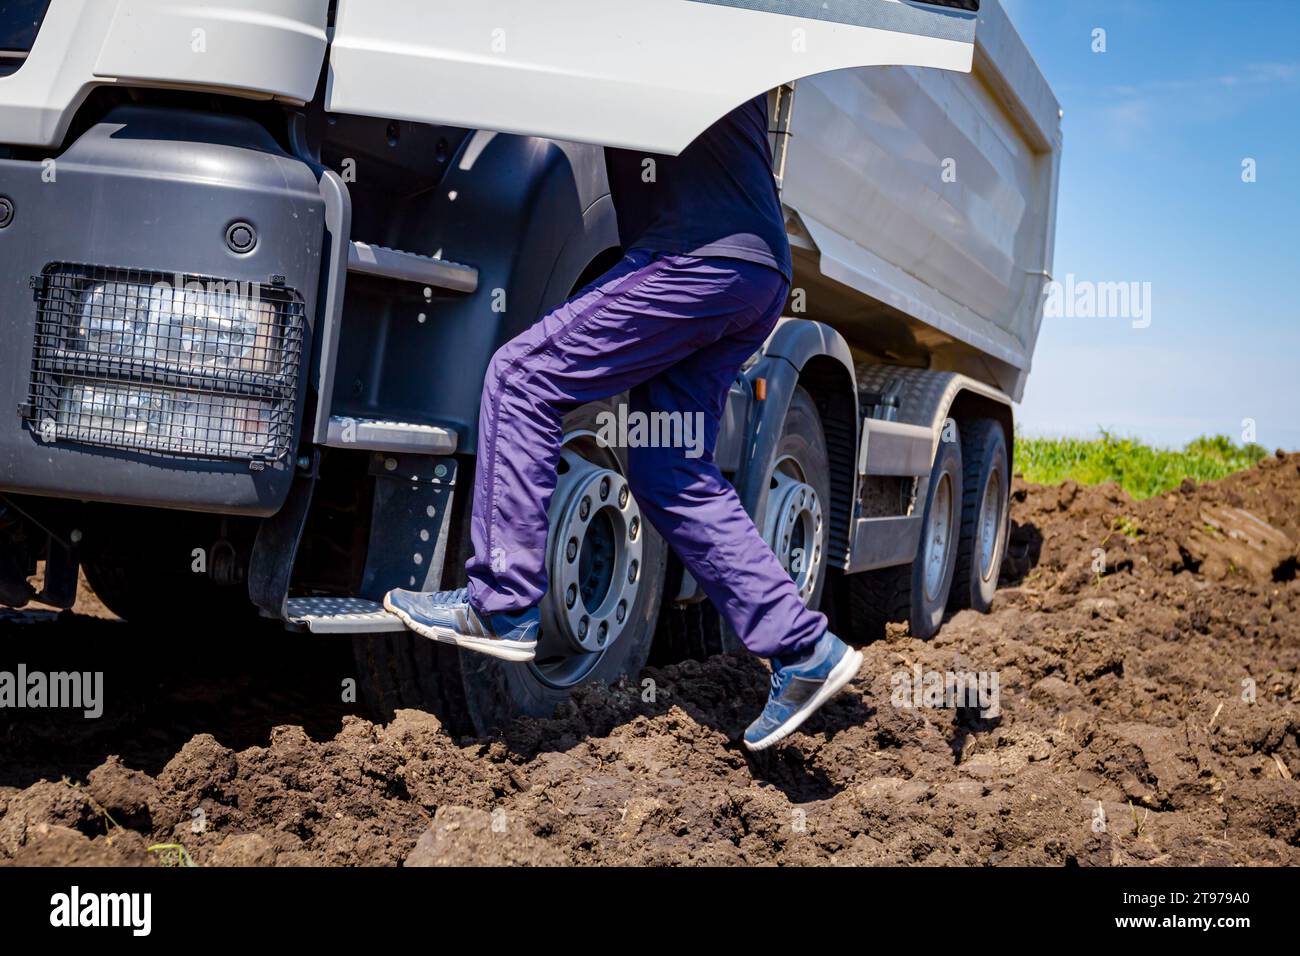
[3,453,1298,866]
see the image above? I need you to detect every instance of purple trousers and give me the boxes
[465,250,827,659]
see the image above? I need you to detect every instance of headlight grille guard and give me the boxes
[23,263,306,467]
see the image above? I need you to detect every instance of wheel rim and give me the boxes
[978,464,1004,582]
[536,436,643,689]
[763,455,824,606]
[922,470,955,602]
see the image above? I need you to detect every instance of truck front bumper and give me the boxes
[0,105,325,515]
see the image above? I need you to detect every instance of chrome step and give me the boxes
[348,241,478,294]
[285,596,407,634]
[325,416,458,455]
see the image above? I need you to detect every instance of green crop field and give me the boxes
[1014,432,1269,500]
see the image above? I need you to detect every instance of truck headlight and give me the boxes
[26,265,304,463]
[73,279,278,372]
[54,383,276,459]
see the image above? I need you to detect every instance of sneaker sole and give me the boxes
[382,596,537,663]
[744,647,864,752]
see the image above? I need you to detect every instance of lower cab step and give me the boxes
[324,416,458,455]
[285,595,407,634]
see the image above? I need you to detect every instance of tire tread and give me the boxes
[948,418,1004,613]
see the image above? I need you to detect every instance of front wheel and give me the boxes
[435,400,668,735]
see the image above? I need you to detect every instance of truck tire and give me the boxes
[762,387,833,612]
[948,418,1009,613]
[843,423,963,642]
[434,399,668,735]
[651,598,725,663]
[351,623,448,720]
[651,385,831,662]
[81,512,259,627]
[840,562,910,645]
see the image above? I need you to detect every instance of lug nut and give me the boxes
[618,487,629,508]
[0,196,14,229]
[579,497,590,520]
[629,516,639,540]
[566,538,578,562]
[597,621,608,645]
[616,600,626,623]
[628,560,638,584]
[599,477,610,500]
[566,584,577,608]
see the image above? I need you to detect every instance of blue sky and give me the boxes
[1000,0,1300,450]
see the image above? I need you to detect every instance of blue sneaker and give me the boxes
[383,587,540,662]
[744,631,863,752]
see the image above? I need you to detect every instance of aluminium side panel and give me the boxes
[781,0,1061,398]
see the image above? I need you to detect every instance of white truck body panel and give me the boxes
[0,0,328,148]
[326,0,977,155]
[784,0,1060,399]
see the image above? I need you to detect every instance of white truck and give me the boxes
[0,0,1059,733]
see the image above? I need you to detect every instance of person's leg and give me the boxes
[465,253,793,615]
[387,253,785,658]
[625,302,826,660]
[466,249,660,615]
[622,275,863,750]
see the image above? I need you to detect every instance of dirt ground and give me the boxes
[2,453,1297,866]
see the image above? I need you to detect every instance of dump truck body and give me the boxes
[784,0,1060,401]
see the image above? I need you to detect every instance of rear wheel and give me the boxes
[844,422,962,642]
[762,388,831,611]
[949,419,1009,613]
[653,385,830,661]
[911,435,963,637]
[840,562,910,646]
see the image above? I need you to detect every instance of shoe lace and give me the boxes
[769,667,785,697]
[435,587,469,605]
